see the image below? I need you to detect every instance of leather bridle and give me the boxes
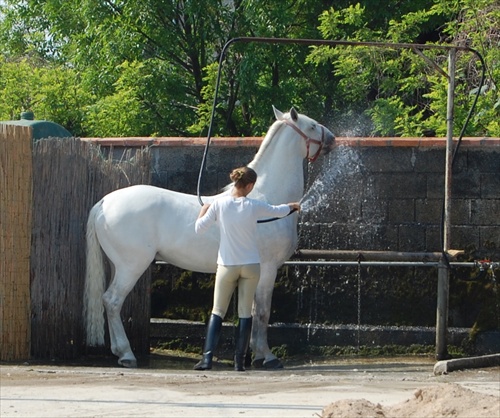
[282,119,325,162]
[256,118,327,224]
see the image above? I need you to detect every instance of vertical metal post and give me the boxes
[436,48,456,360]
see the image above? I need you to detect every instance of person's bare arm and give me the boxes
[198,203,211,219]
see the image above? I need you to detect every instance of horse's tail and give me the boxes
[83,202,106,346]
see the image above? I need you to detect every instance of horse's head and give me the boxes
[273,106,335,162]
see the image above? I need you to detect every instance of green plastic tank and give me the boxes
[0,111,72,140]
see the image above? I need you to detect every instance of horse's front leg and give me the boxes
[251,263,283,369]
[102,268,139,368]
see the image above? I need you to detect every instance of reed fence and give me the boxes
[30,138,151,360]
[1,133,151,361]
[0,125,33,361]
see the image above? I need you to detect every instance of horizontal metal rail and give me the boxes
[284,260,475,267]
[155,260,478,268]
[292,249,464,262]
[221,36,477,52]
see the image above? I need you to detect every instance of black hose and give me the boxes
[196,40,237,206]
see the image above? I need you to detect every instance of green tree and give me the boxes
[1,0,235,135]
[310,0,499,137]
[426,0,500,136]
[0,55,92,136]
[2,1,497,137]
[0,0,338,137]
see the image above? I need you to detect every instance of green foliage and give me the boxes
[311,0,499,137]
[270,344,466,359]
[187,62,219,136]
[150,265,215,322]
[154,339,199,354]
[0,55,92,135]
[1,0,498,137]
[83,61,152,137]
[367,97,408,137]
[317,3,368,40]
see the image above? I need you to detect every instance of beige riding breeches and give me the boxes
[212,263,260,319]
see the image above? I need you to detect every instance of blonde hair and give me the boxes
[230,166,257,188]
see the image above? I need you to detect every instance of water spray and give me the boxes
[196,37,484,208]
[470,260,499,283]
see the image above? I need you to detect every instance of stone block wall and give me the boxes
[300,139,500,257]
[84,136,499,328]
[85,136,500,257]
[92,137,260,195]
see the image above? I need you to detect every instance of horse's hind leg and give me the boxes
[103,265,145,368]
[251,264,283,369]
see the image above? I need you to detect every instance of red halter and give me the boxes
[282,119,325,162]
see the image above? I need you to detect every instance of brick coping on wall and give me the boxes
[82,137,500,148]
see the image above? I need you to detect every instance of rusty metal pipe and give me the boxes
[292,249,463,262]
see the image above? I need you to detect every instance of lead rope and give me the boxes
[257,207,298,224]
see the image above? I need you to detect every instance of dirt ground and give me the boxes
[1,352,499,418]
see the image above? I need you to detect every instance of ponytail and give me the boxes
[230,166,257,188]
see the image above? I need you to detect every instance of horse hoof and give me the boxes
[119,359,137,368]
[263,358,283,369]
[252,358,265,368]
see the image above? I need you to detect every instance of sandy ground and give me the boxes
[1,353,499,418]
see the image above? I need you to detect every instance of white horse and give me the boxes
[84,106,335,368]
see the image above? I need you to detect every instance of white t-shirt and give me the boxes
[195,195,290,266]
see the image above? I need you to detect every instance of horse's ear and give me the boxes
[290,107,299,122]
[273,105,284,121]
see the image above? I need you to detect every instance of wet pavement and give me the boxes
[1,355,499,417]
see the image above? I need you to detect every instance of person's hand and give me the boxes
[288,202,301,212]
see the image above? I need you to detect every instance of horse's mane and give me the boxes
[248,119,285,169]
[220,119,285,193]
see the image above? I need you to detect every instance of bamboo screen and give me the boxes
[0,124,33,361]
[30,138,151,360]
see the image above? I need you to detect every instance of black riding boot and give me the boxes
[234,317,252,371]
[194,314,223,371]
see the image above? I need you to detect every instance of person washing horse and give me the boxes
[194,166,301,371]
